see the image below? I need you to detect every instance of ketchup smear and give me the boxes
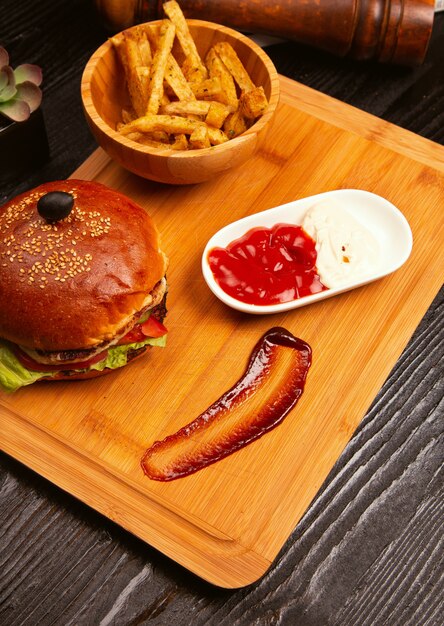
[208,224,327,305]
[141,327,311,481]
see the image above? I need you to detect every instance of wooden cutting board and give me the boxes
[1,76,443,588]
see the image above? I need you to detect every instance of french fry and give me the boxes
[111,35,146,117]
[117,125,143,142]
[163,1,207,79]
[239,86,268,119]
[190,77,223,101]
[110,35,124,59]
[205,102,231,128]
[125,33,153,113]
[207,127,229,145]
[126,132,144,142]
[171,133,188,150]
[213,42,255,93]
[223,109,247,139]
[150,130,170,142]
[117,124,169,146]
[181,54,207,84]
[162,100,210,117]
[120,114,203,136]
[162,100,231,127]
[146,20,176,115]
[133,27,152,66]
[136,66,151,97]
[123,34,141,68]
[189,124,210,149]
[137,135,171,149]
[206,48,238,110]
[144,23,160,51]
[164,54,196,101]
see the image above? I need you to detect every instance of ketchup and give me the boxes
[208,224,327,305]
[141,327,311,481]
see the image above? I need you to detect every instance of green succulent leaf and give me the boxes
[0,84,17,102]
[0,66,17,102]
[14,63,42,87]
[0,69,9,91]
[0,98,31,122]
[0,48,43,122]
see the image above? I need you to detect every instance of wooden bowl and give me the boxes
[81,20,280,185]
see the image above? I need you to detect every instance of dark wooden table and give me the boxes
[1,2,443,624]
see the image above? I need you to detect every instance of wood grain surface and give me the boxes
[2,74,443,588]
[1,0,443,623]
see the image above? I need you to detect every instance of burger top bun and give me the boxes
[0,180,168,351]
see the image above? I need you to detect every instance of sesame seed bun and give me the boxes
[0,180,168,351]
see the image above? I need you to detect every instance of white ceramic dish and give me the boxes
[201,189,413,314]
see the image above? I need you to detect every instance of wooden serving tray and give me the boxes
[1,76,443,588]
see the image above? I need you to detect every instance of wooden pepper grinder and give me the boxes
[94,0,435,65]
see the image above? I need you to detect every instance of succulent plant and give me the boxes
[0,46,42,123]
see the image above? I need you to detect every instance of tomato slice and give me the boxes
[117,325,146,345]
[14,347,108,372]
[117,317,168,345]
[141,316,168,338]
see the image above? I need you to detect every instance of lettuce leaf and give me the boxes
[89,335,167,372]
[0,343,54,392]
[0,334,167,393]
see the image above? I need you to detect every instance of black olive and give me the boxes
[37,191,74,222]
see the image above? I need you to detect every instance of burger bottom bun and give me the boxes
[43,346,149,382]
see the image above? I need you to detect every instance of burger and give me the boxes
[0,180,168,392]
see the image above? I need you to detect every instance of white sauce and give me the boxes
[302,200,381,288]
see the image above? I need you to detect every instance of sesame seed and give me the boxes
[1,190,109,282]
